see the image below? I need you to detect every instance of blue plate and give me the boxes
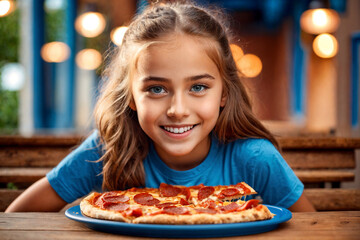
[65,205,291,238]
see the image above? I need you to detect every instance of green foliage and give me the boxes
[0,90,19,132]
[0,8,20,132]
[0,9,19,64]
[7,182,18,190]
[45,9,65,42]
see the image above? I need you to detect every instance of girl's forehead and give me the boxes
[132,34,222,84]
[134,33,221,69]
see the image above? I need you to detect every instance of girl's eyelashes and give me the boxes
[145,83,209,96]
[190,84,209,94]
[147,86,167,95]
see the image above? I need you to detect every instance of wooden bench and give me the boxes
[0,135,359,211]
[278,137,360,211]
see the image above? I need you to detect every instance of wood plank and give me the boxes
[0,231,134,240]
[0,212,359,239]
[294,170,355,183]
[304,189,360,211]
[282,150,355,169]
[0,147,70,167]
[278,137,360,149]
[0,189,23,211]
[0,168,51,182]
[0,135,82,146]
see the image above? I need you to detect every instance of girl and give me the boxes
[6,1,315,212]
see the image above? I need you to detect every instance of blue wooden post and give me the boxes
[290,0,309,120]
[62,0,77,129]
[351,32,360,128]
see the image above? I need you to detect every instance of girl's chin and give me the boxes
[156,144,196,157]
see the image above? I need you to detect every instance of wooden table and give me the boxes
[0,211,359,239]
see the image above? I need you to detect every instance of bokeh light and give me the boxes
[76,49,102,70]
[110,26,128,46]
[41,42,70,63]
[75,12,106,38]
[0,0,14,17]
[238,54,262,78]
[1,63,25,91]
[300,8,340,34]
[312,33,338,58]
[230,44,244,70]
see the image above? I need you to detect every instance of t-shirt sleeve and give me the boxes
[46,130,103,203]
[245,140,304,209]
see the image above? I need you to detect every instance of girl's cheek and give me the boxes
[196,102,220,118]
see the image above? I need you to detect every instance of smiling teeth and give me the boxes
[164,126,194,134]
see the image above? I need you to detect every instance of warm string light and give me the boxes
[300,8,340,35]
[300,6,340,58]
[238,54,262,78]
[75,12,106,38]
[110,26,128,46]
[41,42,70,63]
[0,0,14,17]
[230,44,244,62]
[312,33,338,58]
[230,44,262,78]
[76,49,102,70]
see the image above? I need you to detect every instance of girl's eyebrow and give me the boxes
[141,74,215,83]
[189,74,215,81]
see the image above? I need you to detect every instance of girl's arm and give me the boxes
[288,192,316,212]
[5,177,67,212]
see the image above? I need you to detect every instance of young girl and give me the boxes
[6,1,315,212]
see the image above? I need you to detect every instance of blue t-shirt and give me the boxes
[47,131,303,209]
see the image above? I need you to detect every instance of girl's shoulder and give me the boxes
[214,137,280,163]
[80,130,103,150]
[221,137,276,154]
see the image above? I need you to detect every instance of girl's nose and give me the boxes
[167,93,190,119]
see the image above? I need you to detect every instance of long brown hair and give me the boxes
[94,0,279,191]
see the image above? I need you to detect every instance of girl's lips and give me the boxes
[160,124,197,138]
[162,125,194,134]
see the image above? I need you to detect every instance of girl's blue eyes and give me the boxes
[149,86,165,94]
[147,84,208,95]
[191,85,207,92]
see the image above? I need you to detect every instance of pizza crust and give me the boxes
[80,193,130,223]
[133,205,274,224]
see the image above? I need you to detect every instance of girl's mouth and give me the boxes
[161,125,196,134]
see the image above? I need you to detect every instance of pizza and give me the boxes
[80,182,274,224]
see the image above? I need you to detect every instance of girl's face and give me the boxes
[131,34,226,171]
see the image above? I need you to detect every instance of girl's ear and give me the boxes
[129,99,137,111]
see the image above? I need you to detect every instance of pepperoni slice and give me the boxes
[93,194,104,207]
[104,202,130,212]
[181,188,191,200]
[220,202,239,213]
[198,186,215,201]
[236,183,251,194]
[218,188,240,199]
[103,192,130,203]
[162,206,189,215]
[134,193,160,206]
[238,199,259,211]
[180,198,190,205]
[155,202,176,209]
[195,208,218,214]
[198,199,216,209]
[124,208,143,217]
[159,183,182,197]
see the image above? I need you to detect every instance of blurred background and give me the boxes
[0,0,359,137]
